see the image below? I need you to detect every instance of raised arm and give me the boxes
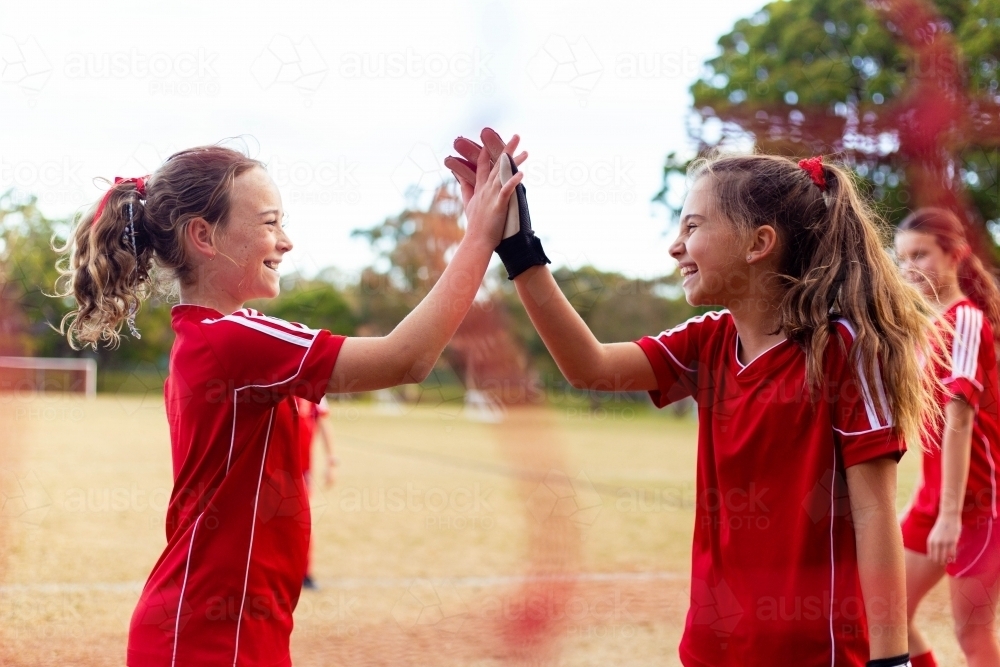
[445,129,656,393]
[513,265,657,392]
[327,146,523,394]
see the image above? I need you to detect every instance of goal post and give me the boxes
[0,357,97,398]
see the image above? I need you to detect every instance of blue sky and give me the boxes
[0,0,766,280]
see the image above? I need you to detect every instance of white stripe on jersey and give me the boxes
[950,305,983,385]
[232,406,275,666]
[171,512,204,667]
[240,309,316,333]
[827,449,836,667]
[655,309,728,340]
[650,310,728,374]
[206,314,314,348]
[835,319,892,430]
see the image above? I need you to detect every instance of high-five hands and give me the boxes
[455,133,528,251]
[445,128,550,279]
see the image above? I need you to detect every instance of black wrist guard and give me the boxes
[866,654,910,667]
[495,156,549,280]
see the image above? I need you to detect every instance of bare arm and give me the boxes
[513,265,657,392]
[846,457,908,659]
[927,398,974,565]
[445,129,655,393]
[327,148,522,394]
[314,419,336,487]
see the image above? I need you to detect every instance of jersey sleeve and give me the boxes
[634,311,723,408]
[201,309,346,405]
[829,320,906,468]
[944,304,988,410]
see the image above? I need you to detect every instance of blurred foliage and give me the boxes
[4,185,694,393]
[658,0,1000,261]
[492,264,697,383]
[349,185,465,335]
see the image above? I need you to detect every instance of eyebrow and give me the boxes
[681,214,706,224]
[259,208,281,217]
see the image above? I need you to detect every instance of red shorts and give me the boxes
[902,509,1000,580]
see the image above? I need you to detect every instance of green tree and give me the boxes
[660,0,1000,258]
[250,275,356,335]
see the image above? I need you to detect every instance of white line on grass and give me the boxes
[0,571,686,594]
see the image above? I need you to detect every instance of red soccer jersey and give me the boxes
[636,310,905,667]
[909,299,1000,527]
[294,396,329,474]
[128,306,345,667]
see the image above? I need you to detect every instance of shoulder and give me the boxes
[952,301,988,337]
[830,317,858,350]
[199,308,320,348]
[653,309,731,340]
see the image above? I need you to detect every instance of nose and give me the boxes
[669,233,684,260]
[278,226,293,253]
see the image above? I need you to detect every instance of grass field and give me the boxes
[0,393,969,665]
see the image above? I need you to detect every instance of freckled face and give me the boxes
[213,167,292,304]
[894,230,958,299]
[670,177,746,307]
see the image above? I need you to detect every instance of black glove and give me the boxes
[495,154,550,280]
[867,655,910,667]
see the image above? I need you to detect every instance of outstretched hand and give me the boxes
[460,138,525,250]
[445,128,527,209]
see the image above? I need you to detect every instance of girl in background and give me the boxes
[295,394,335,590]
[895,208,1000,667]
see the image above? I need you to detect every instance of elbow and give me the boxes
[400,358,434,385]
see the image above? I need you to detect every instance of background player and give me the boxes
[295,395,335,590]
[56,141,525,667]
[895,208,1000,667]
[448,136,938,667]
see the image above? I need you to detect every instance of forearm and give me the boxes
[939,399,974,518]
[317,424,333,457]
[847,459,908,659]
[513,265,606,388]
[384,237,493,382]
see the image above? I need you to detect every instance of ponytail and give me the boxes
[958,252,1000,345]
[57,178,155,348]
[690,152,942,450]
[55,144,265,349]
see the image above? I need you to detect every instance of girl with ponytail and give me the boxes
[448,137,939,666]
[895,208,1000,667]
[56,142,524,666]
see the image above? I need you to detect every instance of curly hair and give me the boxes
[55,145,264,349]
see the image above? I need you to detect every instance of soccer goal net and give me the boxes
[0,357,97,397]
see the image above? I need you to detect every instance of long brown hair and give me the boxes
[56,145,264,349]
[689,153,941,449]
[898,207,1000,344]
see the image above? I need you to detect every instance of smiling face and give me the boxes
[212,167,291,305]
[894,229,959,300]
[671,177,750,307]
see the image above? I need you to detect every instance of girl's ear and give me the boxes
[186,217,217,260]
[746,224,779,264]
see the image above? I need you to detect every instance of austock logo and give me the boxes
[525,469,602,528]
[251,35,327,104]
[0,35,52,99]
[689,578,743,650]
[391,581,469,633]
[0,470,52,526]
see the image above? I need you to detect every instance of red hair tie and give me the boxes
[91,176,148,226]
[797,157,827,192]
